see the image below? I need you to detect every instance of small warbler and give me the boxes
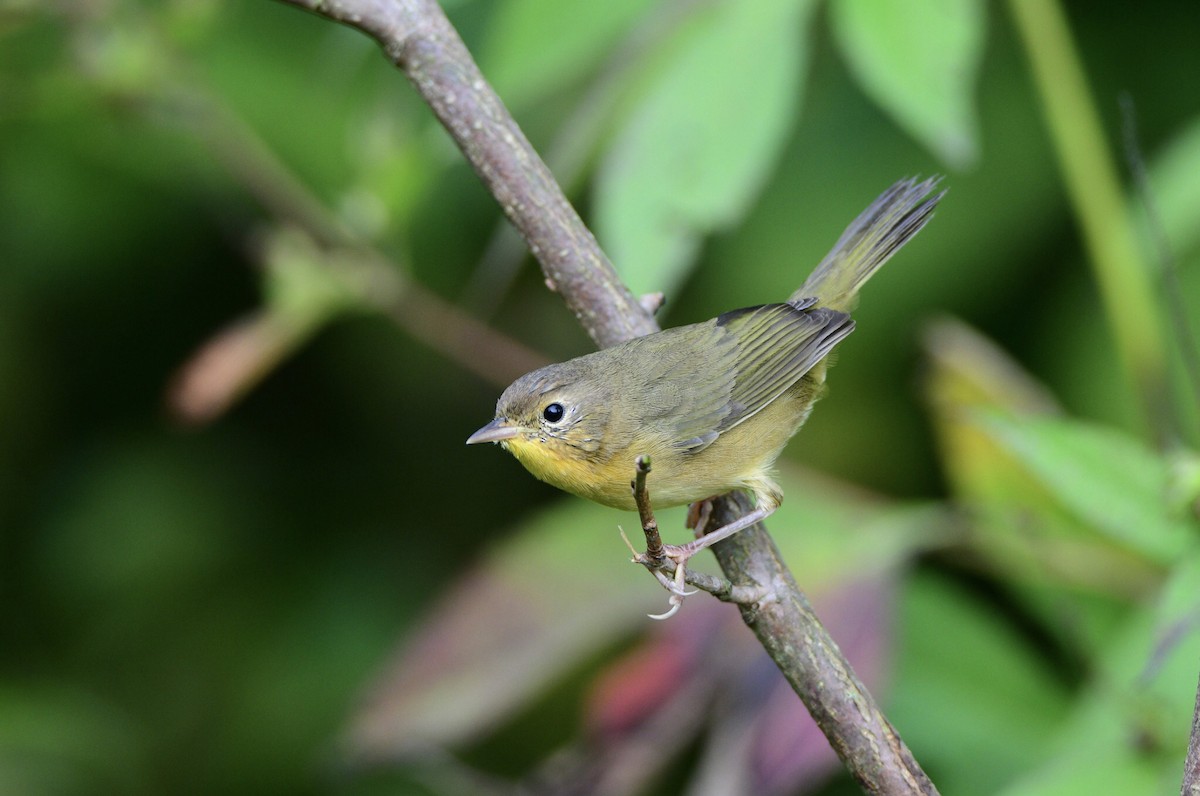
[469,178,942,599]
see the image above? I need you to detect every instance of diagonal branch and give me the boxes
[1184,670,1200,794]
[279,0,657,349]
[705,493,937,794]
[275,1,937,793]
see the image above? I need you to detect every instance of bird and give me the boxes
[468,177,942,612]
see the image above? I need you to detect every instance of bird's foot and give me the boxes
[644,543,702,620]
[620,527,698,619]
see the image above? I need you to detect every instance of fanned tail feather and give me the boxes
[791,176,944,312]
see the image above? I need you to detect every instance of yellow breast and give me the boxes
[504,437,639,510]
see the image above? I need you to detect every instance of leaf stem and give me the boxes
[1008,0,1171,444]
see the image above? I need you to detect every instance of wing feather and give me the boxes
[710,303,854,434]
[613,302,852,454]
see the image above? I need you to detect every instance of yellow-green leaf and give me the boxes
[482,0,657,109]
[594,0,816,298]
[978,413,1194,565]
[831,0,985,169]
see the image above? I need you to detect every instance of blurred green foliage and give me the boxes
[1,0,1199,794]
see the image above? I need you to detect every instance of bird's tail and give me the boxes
[790,177,943,313]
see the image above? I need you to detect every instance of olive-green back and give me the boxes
[608,303,853,454]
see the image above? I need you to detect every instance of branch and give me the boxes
[1183,670,1200,795]
[278,0,657,350]
[275,1,938,793]
[707,494,937,794]
[1008,0,1170,444]
[160,69,546,421]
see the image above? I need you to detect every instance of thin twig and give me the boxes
[631,455,665,563]
[274,1,939,793]
[1008,0,1170,445]
[681,567,766,606]
[163,76,546,419]
[188,83,550,385]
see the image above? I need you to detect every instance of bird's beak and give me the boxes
[466,418,523,445]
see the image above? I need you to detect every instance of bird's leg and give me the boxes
[662,502,777,574]
[626,493,774,619]
[685,498,716,537]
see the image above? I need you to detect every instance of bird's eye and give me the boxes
[542,402,565,423]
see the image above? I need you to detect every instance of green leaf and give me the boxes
[997,547,1200,795]
[482,0,657,109]
[997,753,1165,796]
[831,0,985,169]
[1149,547,1200,682]
[919,320,1170,653]
[1142,113,1200,257]
[890,572,1071,795]
[978,413,1195,565]
[922,317,1060,503]
[594,0,816,299]
[1167,448,1200,515]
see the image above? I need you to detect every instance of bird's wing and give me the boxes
[622,303,852,454]
[616,323,741,453]
[708,302,854,434]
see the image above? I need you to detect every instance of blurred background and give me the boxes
[2,0,1199,794]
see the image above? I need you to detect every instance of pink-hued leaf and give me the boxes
[346,498,658,760]
[584,607,722,741]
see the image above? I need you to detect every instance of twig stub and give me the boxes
[631,455,664,563]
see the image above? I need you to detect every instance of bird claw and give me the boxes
[645,550,699,619]
[621,529,699,618]
[648,562,691,620]
[648,567,674,590]
[648,593,683,621]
